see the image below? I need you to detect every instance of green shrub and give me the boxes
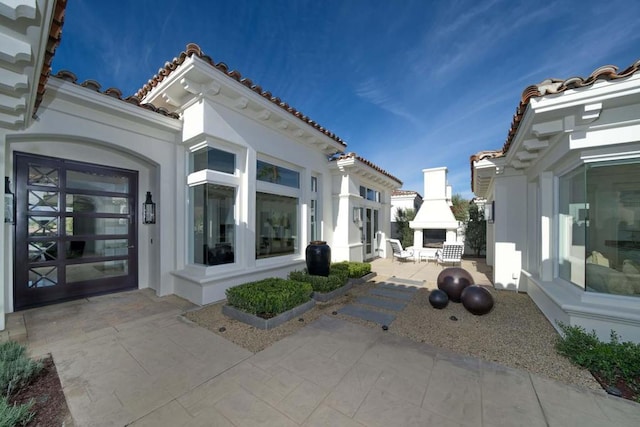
[0,397,34,427]
[556,322,640,394]
[226,278,312,318]
[0,342,43,397]
[288,270,346,293]
[331,261,371,278]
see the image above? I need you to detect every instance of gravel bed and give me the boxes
[185,278,601,392]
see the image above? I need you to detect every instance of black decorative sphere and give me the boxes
[460,285,494,315]
[428,289,449,309]
[437,267,474,303]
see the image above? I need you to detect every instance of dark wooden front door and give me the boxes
[14,153,138,310]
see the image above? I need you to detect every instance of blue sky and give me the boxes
[53,0,640,199]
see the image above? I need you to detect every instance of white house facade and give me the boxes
[0,0,401,329]
[472,60,640,342]
[390,189,422,240]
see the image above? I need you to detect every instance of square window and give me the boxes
[190,147,235,174]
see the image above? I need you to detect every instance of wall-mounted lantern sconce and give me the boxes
[353,207,363,227]
[485,200,495,224]
[143,191,156,224]
[4,177,14,224]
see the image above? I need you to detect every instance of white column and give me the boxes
[539,172,554,281]
[493,174,527,290]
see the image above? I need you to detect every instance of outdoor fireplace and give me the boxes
[423,229,446,247]
[409,167,462,248]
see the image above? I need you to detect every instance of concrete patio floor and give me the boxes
[2,262,639,426]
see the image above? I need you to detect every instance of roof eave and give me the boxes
[142,55,346,156]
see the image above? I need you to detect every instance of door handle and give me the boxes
[128,245,135,249]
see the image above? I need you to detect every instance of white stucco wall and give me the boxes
[474,72,640,342]
[2,78,182,313]
[492,174,527,291]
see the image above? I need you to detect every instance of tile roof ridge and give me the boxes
[134,43,347,147]
[501,57,640,156]
[34,0,67,116]
[392,189,420,196]
[52,70,180,119]
[334,152,402,185]
[470,58,640,191]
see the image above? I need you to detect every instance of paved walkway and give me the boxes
[3,288,637,426]
[338,279,420,326]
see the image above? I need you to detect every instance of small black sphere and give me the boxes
[449,315,458,321]
[298,318,305,322]
[218,327,226,333]
[332,311,338,315]
[429,289,449,309]
[382,325,389,331]
[460,285,494,315]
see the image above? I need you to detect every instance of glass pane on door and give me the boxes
[66,194,129,214]
[66,170,129,193]
[28,216,59,236]
[67,260,128,283]
[28,165,58,187]
[28,190,58,212]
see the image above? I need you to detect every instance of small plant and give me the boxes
[556,322,640,400]
[0,397,34,427]
[0,341,43,397]
[0,341,43,426]
[225,278,312,318]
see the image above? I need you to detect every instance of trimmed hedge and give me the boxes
[288,262,371,293]
[225,278,313,318]
[331,261,372,279]
[288,270,347,293]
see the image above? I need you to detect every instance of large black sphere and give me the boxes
[429,289,449,309]
[437,267,474,303]
[461,285,494,315]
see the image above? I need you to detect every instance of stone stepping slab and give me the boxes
[388,277,424,287]
[377,283,419,293]
[369,287,415,301]
[338,305,396,326]
[356,296,407,312]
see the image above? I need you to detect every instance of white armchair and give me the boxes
[436,242,464,267]
[388,239,415,263]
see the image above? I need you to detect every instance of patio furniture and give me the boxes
[416,247,439,263]
[436,242,464,267]
[388,239,415,263]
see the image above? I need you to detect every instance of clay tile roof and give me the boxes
[52,70,180,119]
[33,0,67,115]
[470,58,640,191]
[500,58,640,156]
[392,189,420,197]
[134,43,347,147]
[334,152,402,185]
[468,150,507,192]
